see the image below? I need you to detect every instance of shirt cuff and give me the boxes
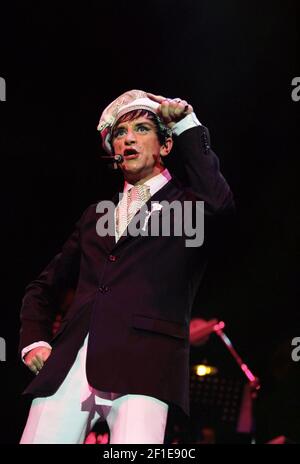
[171,112,202,136]
[21,341,52,363]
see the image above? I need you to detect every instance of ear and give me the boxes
[160,137,173,158]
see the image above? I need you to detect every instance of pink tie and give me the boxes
[116,184,151,240]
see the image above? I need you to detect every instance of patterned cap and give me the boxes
[97,89,170,154]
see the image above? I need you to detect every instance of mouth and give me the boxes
[123,149,140,160]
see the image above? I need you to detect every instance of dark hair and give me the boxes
[111,109,171,147]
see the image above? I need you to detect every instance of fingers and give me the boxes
[24,348,52,375]
[35,354,44,369]
[157,99,193,124]
[26,355,44,374]
[147,92,193,117]
[26,358,39,375]
[146,92,166,103]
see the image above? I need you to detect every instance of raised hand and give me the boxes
[147,92,193,128]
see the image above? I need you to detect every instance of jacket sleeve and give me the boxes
[18,209,87,353]
[174,125,234,214]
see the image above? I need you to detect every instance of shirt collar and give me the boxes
[123,168,172,197]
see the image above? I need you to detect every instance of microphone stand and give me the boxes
[213,321,260,440]
[213,321,260,391]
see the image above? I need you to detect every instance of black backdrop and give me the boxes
[0,0,299,444]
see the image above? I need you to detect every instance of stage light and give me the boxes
[194,364,218,377]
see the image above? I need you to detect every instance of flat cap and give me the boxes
[97,89,169,154]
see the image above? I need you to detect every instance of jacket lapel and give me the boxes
[111,179,182,251]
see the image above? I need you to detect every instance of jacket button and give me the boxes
[108,254,117,262]
[99,285,110,293]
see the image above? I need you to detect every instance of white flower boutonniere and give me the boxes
[141,202,163,232]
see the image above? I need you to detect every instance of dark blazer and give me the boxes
[19,125,234,416]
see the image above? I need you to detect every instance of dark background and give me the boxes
[0,0,299,444]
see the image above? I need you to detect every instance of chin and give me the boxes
[122,162,143,175]
[124,162,139,170]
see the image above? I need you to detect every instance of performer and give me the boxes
[19,89,234,444]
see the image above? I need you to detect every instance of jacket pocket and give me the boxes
[132,314,188,339]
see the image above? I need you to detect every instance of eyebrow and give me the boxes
[114,120,155,130]
[135,121,153,126]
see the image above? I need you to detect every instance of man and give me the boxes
[19,89,234,444]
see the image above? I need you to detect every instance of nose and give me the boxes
[124,128,136,145]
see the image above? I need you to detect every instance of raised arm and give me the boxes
[147,92,234,213]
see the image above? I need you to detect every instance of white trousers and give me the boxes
[20,335,169,444]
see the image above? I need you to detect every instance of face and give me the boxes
[111,116,173,184]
